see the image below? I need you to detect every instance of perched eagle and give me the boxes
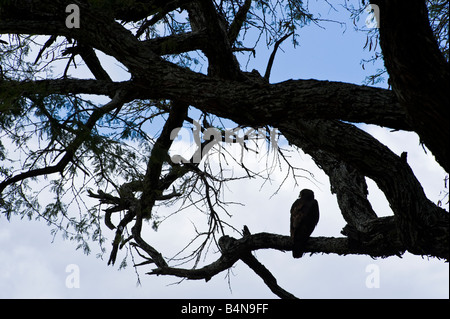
[290,189,319,258]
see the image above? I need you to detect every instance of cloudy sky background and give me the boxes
[1,1,448,298]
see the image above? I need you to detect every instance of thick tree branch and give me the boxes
[63,44,113,81]
[0,77,411,131]
[0,1,411,132]
[148,222,406,284]
[140,101,189,219]
[0,79,128,99]
[112,0,192,23]
[296,140,378,229]
[101,101,189,267]
[280,119,449,259]
[142,31,209,56]
[144,217,405,295]
[228,0,252,44]
[186,0,242,79]
[371,0,449,172]
[99,100,189,268]
[0,1,164,75]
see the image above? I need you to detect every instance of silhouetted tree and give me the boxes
[0,0,448,298]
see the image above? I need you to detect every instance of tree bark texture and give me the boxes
[371,0,450,172]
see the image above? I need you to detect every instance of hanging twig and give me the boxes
[264,32,294,81]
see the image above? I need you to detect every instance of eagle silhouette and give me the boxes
[290,189,319,258]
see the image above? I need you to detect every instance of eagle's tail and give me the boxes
[292,235,308,258]
[292,242,304,258]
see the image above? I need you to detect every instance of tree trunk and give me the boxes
[371,0,449,172]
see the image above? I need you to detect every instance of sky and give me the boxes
[0,1,448,299]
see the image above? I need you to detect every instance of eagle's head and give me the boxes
[299,189,314,200]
